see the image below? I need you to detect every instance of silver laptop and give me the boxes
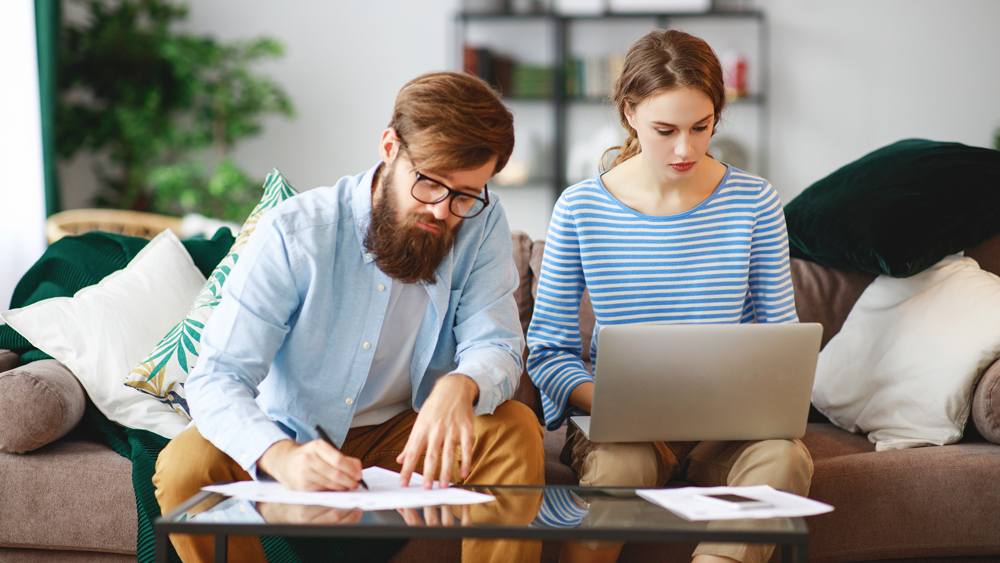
[570,322,823,443]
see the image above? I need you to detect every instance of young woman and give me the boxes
[527,29,812,563]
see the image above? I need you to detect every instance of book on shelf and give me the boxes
[464,45,551,98]
[565,54,624,100]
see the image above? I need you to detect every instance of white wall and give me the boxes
[1,1,48,309]
[58,0,1000,240]
[181,0,460,191]
[761,0,1000,202]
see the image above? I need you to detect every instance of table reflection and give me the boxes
[183,486,797,535]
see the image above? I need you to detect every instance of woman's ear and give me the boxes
[379,128,400,164]
[623,102,637,130]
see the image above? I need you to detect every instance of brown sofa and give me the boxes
[2,230,1000,563]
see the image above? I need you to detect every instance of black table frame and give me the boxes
[155,486,809,563]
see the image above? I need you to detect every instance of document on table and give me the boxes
[637,485,833,521]
[202,467,495,511]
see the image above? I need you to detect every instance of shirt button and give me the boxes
[346,397,354,405]
[239,454,246,463]
[215,516,221,522]
[363,341,371,349]
[365,252,372,260]
[377,284,385,291]
[239,504,246,513]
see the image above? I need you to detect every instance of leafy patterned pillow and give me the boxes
[124,169,298,418]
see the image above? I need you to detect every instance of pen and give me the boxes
[314,425,369,490]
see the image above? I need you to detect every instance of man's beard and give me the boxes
[363,161,460,285]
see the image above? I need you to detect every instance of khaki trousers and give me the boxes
[565,427,814,563]
[154,401,545,563]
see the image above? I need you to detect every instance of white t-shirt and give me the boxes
[350,281,428,428]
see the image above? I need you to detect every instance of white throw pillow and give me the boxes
[812,254,1000,450]
[0,230,205,438]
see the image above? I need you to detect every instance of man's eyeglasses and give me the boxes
[410,171,489,219]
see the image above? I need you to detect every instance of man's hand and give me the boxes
[258,502,363,525]
[397,504,472,527]
[257,439,364,491]
[396,373,479,489]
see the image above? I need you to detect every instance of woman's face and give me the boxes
[624,87,716,181]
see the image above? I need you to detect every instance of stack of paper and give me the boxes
[203,467,495,511]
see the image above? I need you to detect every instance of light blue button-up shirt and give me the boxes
[185,164,524,477]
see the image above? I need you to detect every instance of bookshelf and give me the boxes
[455,9,769,201]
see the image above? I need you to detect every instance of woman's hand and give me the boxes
[568,381,595,413]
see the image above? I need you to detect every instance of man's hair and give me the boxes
[389,71,514,176]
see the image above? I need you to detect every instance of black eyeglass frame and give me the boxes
[393,132,491,219]
[410,171,490,219]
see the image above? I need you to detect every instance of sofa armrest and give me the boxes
[0,359,86,453]
[973,357,1000,445]
[0,349,17,373]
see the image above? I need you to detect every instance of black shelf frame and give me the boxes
[455,9,769,198]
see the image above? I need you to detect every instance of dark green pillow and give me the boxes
[784,139,1000,277]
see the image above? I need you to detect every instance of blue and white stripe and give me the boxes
[530,488,590,528]
[527,165,798,430]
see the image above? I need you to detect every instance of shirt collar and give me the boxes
[353,162,381,264]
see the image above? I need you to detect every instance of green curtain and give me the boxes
[35,0,60,217]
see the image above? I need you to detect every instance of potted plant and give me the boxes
[57,0,294,223]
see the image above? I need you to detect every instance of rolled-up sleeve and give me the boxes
[185,213,303,477]
[451,202,524,416]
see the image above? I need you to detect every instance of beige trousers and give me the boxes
[565,427,814,563]
[154,401,545,563]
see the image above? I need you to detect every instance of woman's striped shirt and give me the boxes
[526,165,798,430]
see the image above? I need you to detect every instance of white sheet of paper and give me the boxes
[636,485,833,521]
[202,467,495,510]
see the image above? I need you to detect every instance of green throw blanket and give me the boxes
[3,231,404,563]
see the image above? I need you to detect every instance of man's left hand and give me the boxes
[396,373,479,489]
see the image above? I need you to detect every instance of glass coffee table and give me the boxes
[155,485,809,562]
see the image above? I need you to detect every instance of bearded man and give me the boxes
[153,72,544,563]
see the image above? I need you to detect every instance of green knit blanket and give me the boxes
[3,231,404,563]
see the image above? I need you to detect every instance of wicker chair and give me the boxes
[45,209,182,244]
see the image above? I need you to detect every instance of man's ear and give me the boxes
[379,128,401,164]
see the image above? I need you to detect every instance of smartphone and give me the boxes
[697,493,774,510]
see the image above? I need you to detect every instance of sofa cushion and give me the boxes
[789,258,875,349]
[0,548,135,562]
[0,360,85,454]
[511,231,535,337]
[511,231,545,420]
[542,427,577,485]
[805,440,1000,563]
[966,232,1000,277]
[784,138,1000,278]
[0,439,136,554]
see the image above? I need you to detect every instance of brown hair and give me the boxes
[601,29,726,171]
[390,71,514,175]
